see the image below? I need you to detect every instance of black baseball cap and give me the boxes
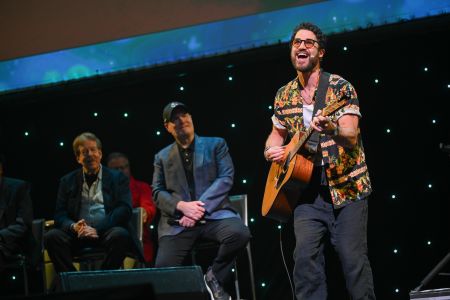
[163,102,189,123]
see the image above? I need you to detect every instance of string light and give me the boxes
[391,194,396,199]
[277,225,282,229]
[156,131,161,136]
[427,240,432,246]
[261,282,266,287]
[231,123,236,128]
[393,249,398,254]
[242,179,247,184]
[179,86,184,91]
[228,76,233,81]
[343,46,348,51]
[395,288,399,293]
[424,67,428,72]
[386,128,391,133]
[93,112,98,117]
[428,184,432,189]
[59,142,64,147]
[123,112,128,118]
[374,79,379,84]
[24,131,29,136]
[432,119,436,124]
[12,276,16,280]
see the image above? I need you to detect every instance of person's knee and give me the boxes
[44,229,64,247]
[106,226,130,242]
[226,223,251,247]
[238,226,251,245]
[336,244,367,270]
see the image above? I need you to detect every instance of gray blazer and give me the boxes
[152,135,236,238]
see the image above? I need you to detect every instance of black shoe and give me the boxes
[204,268,231,300]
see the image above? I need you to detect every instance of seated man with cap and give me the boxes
[152,102,251,300]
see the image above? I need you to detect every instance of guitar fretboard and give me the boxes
[289,100,347,159]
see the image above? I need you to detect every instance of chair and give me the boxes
[2,218,46,296]
[191,194,256,300]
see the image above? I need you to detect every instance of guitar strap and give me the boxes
[305,70,331,153]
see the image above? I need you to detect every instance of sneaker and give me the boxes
[204,267,231,300]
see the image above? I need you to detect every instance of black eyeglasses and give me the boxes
[292,38,318,49]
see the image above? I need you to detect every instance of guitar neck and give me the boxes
[289,99,347,160]
[293,126,314,155]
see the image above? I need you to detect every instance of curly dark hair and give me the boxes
[289,22,327,50]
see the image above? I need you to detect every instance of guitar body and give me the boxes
[261,99,346,222]
[262,131,314,222]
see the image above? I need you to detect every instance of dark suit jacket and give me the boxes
[0,177,33,256]
[54,166,143,260]
[152,135,236,237]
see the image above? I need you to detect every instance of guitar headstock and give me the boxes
[322,99,347,117]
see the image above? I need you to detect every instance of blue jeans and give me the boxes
[293,189,375,300]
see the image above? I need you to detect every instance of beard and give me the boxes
[291,52,320,73]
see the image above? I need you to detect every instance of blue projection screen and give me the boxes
[0,0,449,95]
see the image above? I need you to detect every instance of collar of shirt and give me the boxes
[176,138,195,153]
[82,165,103,181]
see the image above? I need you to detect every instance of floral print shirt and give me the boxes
[272,73,372,208]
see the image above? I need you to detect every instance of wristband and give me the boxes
[264,146,272,161]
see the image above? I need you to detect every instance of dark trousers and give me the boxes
[44,226,132,272]
[155,217,251,285]
[293,189,376,300]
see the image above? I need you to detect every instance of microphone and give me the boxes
[439,143,450,153]
[167,218,206,226]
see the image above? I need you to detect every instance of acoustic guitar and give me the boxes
[262,100,347,222]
